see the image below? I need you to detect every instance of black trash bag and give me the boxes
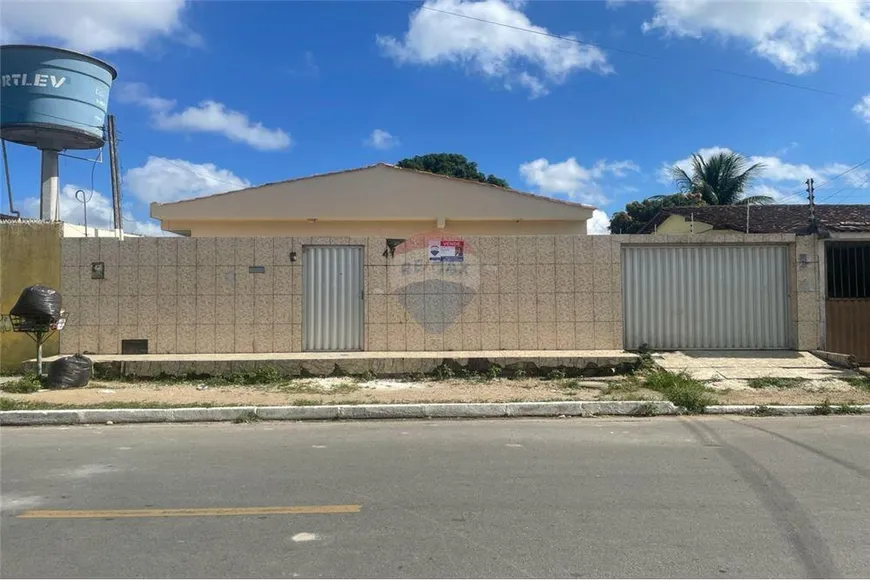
[9,285,62,323]
[46,354,92,390]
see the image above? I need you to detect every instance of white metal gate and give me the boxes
[622,245,790,350]
[303,246,364,351]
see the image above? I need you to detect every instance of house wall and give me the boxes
[62,223,142,238]
[58,235,618,355]
[1,222,62,371]
[57,232,821,355]
[151,166,593,223]
[651,215,716,235]
[161,219,587,238]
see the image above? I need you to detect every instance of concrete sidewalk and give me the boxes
[654,350,856,381]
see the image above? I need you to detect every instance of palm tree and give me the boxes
[671,152,772,205]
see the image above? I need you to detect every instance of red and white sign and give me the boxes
[428,239,464,262]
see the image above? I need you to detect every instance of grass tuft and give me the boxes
[844,376,870,391]
[751,405,777,417]
[835,403,863,415]
[232,410,261,424]
[631,402,658,417]
[642,369,716,413]
[811,399,833,416]
[432,364,455,381]
[0,373,43,394]
[747,377,808,389]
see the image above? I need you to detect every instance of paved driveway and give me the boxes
[654,350,855,381]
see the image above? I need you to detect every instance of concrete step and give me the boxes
[24,350,640,379]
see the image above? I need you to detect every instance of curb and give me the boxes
[0,401,677,426]
[1,402,867,426]
[705,404,870,415]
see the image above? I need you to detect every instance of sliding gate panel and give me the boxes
[622,245,790,350]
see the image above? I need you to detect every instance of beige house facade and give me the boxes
[56,232,822,357]
[150,163,596,237]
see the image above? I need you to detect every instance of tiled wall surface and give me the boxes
[59,232,817,354]
[59,235,619,354]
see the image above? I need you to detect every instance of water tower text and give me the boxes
[2,74,67,88]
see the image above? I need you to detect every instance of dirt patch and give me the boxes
[1,377,605,407]
[715,388,869,406]
[2,375,868,409]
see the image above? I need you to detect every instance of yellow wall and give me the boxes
[652,215,716,235]
[162,219,588,238]
[0,222,63,372]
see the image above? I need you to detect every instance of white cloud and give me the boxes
[519,157,639,206]
[587,209,611,235]
[124,157,250,204]
[155,102,291,151]
[117,83,291,151]
[377,0,611,97]
[365,129,400,150]
[641,0,870,75]
[21,185,167,235]
[116,82,175,113]
[0,0,197,54]
[855,94,870,125]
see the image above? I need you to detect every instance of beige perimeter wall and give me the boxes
[58,232,821,355]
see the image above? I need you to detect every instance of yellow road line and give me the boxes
[18,505,362,519]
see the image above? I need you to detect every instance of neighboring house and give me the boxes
[639,204,870,235]
[1,214,140,238]
[149,163,595,237]
[638,204,870,364]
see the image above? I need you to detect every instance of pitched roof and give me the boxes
[639,204,870,234]
[151,162,594,211]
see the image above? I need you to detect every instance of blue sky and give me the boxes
[2,0,869,234]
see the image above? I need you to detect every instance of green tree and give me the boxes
[609,193,703,234]
[397,153,509,188]
[672,151,771,205]
[609,150,772,233]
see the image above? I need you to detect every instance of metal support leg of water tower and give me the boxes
[40,149,60,222]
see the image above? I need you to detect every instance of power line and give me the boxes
[767,157,870,204]
[818,170,870,203]
[394,0,853,99]
[835,173,870,202]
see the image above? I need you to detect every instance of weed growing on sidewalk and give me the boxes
[747,377,808,389]
[844,376,870,390]
[811,399,833,415]
[432,364,454,381]
[232,410,261,424]
[642,369,716,413]
[835,403,862,415]
[0,374,42,394]
[751,405,777,417]
[631,402,658,417]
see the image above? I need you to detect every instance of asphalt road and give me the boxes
[2,417,869,579]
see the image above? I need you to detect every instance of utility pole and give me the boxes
[806,177,816,232]
[107,115,123,240]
